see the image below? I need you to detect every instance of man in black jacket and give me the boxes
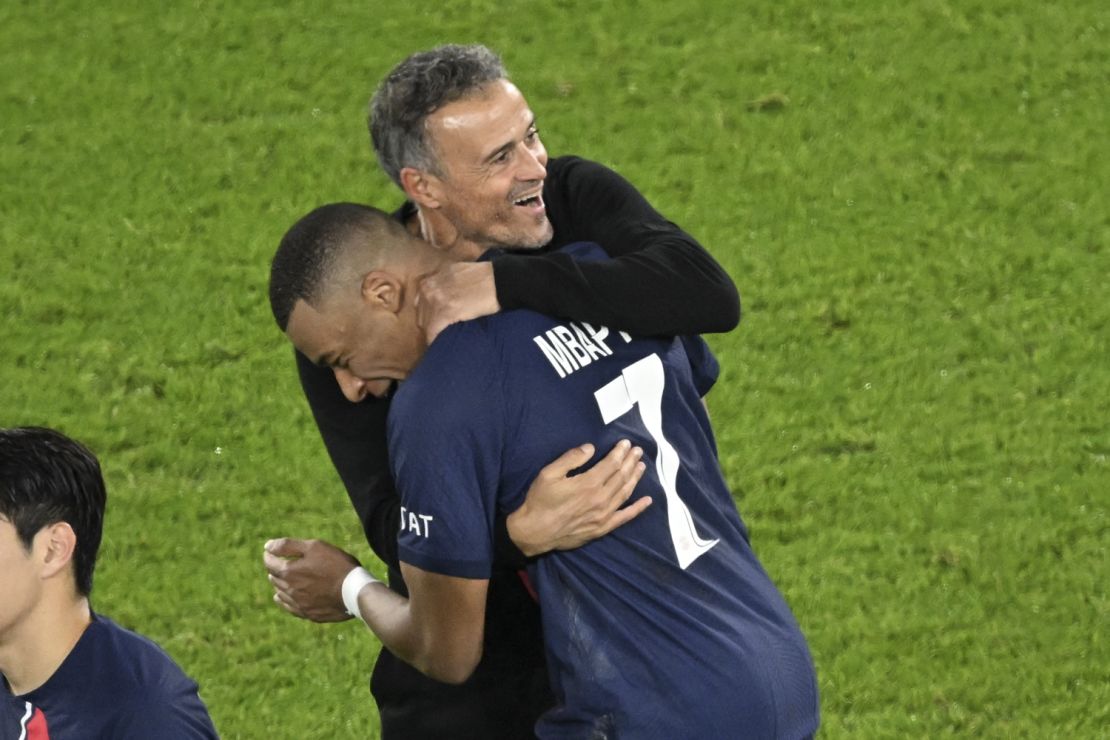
[266,44,740,739]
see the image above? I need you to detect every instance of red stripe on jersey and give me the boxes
[517,569,539,602]
[27,705,50,739]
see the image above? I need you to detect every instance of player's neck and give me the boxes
[0,593,91,695]
[416,206,487,261]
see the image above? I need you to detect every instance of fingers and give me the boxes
[262,549,295,578]
[599,495,653,535]
[265,551,299,617]
[416,279,451,342]
[273,589,305,619]
[423,316,449,344]
[542,443,596,478]
[264,537,306,559]
[604,444,644,490]
[267,572,290,592]
[541,439,643,490]
[270,569,301,616]
[415,263,499,343]
[416,273,450,341]
[610,458,647,508]
[414,284,435,337]
[586,443,648,483]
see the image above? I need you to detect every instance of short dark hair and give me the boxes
[269,202,408,330]
[369,44,508,187]
[0,427,105,596]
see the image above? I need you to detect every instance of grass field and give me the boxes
[2,0,1106,737]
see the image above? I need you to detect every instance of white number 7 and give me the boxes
[594,353,718,569]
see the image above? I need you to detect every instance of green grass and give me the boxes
[1,0,1106,737]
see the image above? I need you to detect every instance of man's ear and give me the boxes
[361,271,404,313]
[399,167,443,209]
[36,522,77,581]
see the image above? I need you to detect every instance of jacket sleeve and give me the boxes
[492,157,740,336]
[296,349,401,569]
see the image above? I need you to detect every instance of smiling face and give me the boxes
[285,278,426,404]
[415,79,553,255]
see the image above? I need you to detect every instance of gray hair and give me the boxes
[369,44,508,188]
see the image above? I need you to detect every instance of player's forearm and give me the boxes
[351,581,421,667]
[352,580,482,685]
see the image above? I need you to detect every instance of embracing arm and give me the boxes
[506,440,648,558]
[494,156,740,336]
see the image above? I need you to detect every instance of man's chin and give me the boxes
[484,216,554,252]
[518,219,554,250]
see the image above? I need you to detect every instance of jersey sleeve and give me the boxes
[110,706,218,740]
[492,156,740,336]
[388,323,505,579]
[107,682,218,739]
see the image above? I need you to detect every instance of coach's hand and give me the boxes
[416,261,500,342]
[263,537,359,623]
[507,440,650,557]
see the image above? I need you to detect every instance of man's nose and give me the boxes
[333,368,368,403]
[518,141,547,182]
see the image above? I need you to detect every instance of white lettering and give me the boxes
[532,321,627,379]
[533,334,576,378]
[572,323,610,361]
[580,322,613,354]
[399,507,434,538]
[553,325,591,366]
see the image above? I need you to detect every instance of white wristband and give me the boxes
[341,566,378,618]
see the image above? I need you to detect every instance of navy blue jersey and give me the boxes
[1,614,217,740]
[391,244,818,739]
